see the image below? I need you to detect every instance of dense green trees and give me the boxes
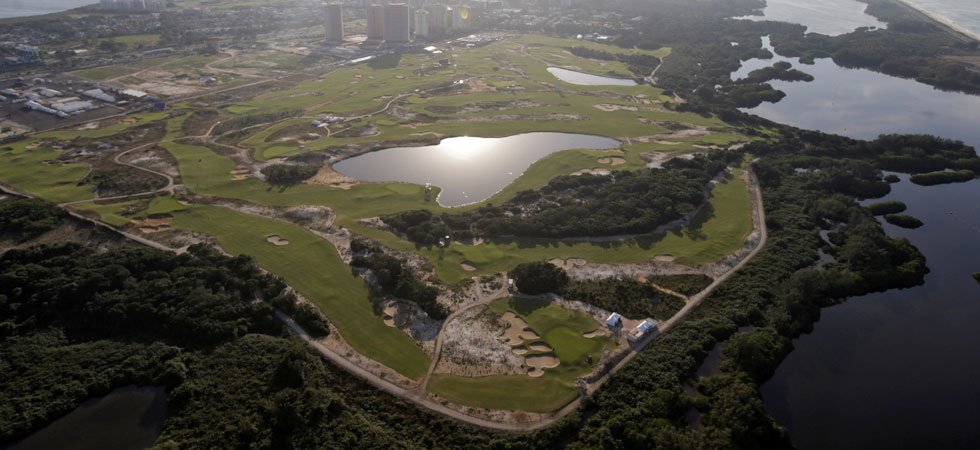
[562,277,684,320]
[867,200,907,215]
[650,274,715,296]
[0,198,68,242]
[351,250,447,319]
[910,169,977,186]
[386,153,735,244]
[510,261,569,295]
[884,213,924,229]
[260,164,321,186]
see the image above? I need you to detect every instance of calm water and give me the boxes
[733,37,980,148]
[730,13,980,448]
[762,177,980,450]
[333,133,621,207]
[0,0,93,19]
[546,67,637,86]
[7,386,167,450]
[735,0,885,36]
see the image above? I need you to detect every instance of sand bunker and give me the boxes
[527,342,553,352]
[306,165,357,190]
[572,168,611,176]
[525,354,560,377]
[597,156,626,166]
[549,258,588,270]
[594,104,639,112]
[512,346,529,355]
[383,305,398,327]
[131,215,173,234]
[75,122,99,131]
[654,254,676,262]
[501,311,540,346]
[460,261,477,272]
[583,329,605,338]
[25,142,41,150]
[266,235,290,246]
[230,167,251,181]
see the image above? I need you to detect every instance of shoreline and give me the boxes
[890,0,980,42]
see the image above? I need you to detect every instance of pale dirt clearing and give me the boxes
[571,168,611,176]
[436,306,525,377]
[594,103,638,112]
[306,165,358,189]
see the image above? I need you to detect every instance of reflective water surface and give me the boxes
[733,37,980,149]
[762,177,980,450]
[546,67,637,86]
[734,0,885,36]
[333,133,621,207]
[8,386,167,450]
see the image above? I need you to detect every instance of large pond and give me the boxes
[7,386,167,450]
[546,67,637,86]
[733,37,980,148]
[333,133,621,207]
[734,0,885,36]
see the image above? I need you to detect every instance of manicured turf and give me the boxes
[429,297,613,412]
[428,374,579,413]
[171,204,431,379]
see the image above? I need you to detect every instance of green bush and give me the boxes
[510,261,569,295]
[866,200,907,216]
[884,214,924,229]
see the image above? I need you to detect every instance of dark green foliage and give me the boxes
[738,62,814,84]
[350,251,447,319]
[562,278,684,320]
[909,169,976,186]
[972,272,980,284]
[0,243,287,343]
[82,166,167,197]
[385,153,735,243]
[884,213,924,229]
[260,164,321,186]
[650,274,715,296]
[566,46,659,77]
[884,174,901,183]
[867,200,907,215]
[0,198,67,241]
[720,328,791,382]
[510,261,569,295]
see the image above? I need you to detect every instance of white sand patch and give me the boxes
[266,235,290,246]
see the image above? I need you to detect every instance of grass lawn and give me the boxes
[171,204,430,379]
[429,297,613,412]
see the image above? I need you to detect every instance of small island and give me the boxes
[884,213,925,229]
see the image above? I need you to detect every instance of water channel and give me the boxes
[333,132,621,207]
[6,386,167,450]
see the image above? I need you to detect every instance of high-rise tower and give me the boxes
[367,4,386,41]
[414,9,429,39]
[324,3,344,43]
[383,3,411,43]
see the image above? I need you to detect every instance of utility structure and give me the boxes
[384,3,411,43]
[324,3,345,44]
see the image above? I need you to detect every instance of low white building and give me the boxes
[606,312,622,328]
[627,318,659,343]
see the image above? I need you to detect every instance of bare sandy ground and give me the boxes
[594,103,638,112]
[266,234,289,246]
[306,165,358,189]
[571,168,611,176]
[597,156,626,165]
[131,215,173,234]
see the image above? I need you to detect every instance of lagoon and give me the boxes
[333,133,621,207]
[546,67,637,86]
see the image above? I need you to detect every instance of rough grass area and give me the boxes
[429,297,612,412]
[172,204,430,379]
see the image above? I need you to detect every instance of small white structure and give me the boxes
[507,278,515,292]
[606,312,622,328]
[627,318,659,343]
